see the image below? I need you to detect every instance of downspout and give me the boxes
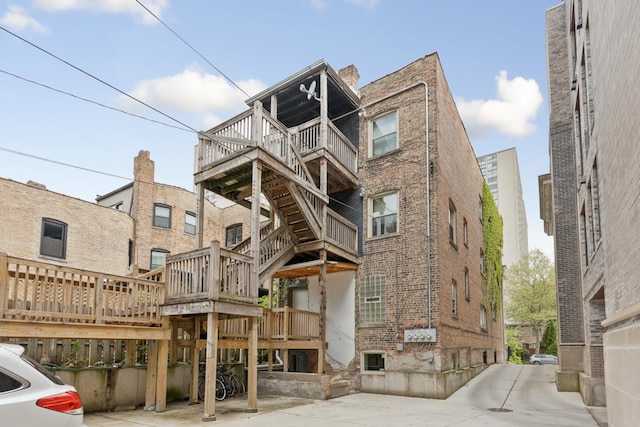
[353,82,431,329]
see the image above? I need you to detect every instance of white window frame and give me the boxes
[369,192,398,237]
[480,305,487,330]
[185,211,197,235]
[369,111,398,157]
[361,351,385,373]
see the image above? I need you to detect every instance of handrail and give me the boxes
[219,307,320,341]
[0,253,164,327]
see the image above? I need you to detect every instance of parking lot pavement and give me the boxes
[85,364,606,426]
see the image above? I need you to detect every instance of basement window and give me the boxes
[362,352,385,372]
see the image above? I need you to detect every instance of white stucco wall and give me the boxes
[305,271,356,369]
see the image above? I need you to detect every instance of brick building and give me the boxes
[356,54,504,397]
[543,0,640,418]
[0,150,252,275]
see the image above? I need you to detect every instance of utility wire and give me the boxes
[135,0,250,97]
[0,69,194,133]
[0,146,132,181]
[0,24,198,133]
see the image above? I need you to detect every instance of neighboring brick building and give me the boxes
[0,150,252,276]
[543,0,640,417]
[356,54,504,397]
[0,177,135,274]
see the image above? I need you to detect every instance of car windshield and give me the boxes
[20,354,64,385]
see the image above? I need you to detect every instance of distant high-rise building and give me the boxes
[477,148,529,269]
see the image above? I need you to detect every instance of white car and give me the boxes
[0,343,87,427]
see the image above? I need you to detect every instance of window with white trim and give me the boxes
[370,111,397,157]
[451,280,458,316]
[370,192,398,237]
[449,200,457,245]
[463,217,468,246]
[362,351,385,372]
[480,305,487,330]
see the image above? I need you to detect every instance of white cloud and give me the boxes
[1,5,48,33]
[118,65,267,127]
[311,0,329,10]
[456,70,543,138]
[345,0,380,9]
[32,0,169,25]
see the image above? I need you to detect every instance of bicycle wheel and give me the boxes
[198,377,205,401]
[231,374,246,396]
[215,378,226,401]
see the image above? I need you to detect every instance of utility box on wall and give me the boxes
[404,328,437,343]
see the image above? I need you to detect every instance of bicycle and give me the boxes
[198,362,226,401]
[217,365,246,397]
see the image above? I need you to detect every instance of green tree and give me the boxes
[504,249,556,354]
[506,326,528,364]
[540,320,558,355]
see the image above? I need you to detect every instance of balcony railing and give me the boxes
[0,253,164,327]
[294,117,358,176]
[219,307,320,341]
[327,209,358,253]
[165,242,256,305]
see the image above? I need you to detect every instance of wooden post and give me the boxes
[250,160,262,301]
[253,100,263,145]
[95,275,104,325]
[190,317,201,404]
[155,339,169,412]
[209,242,220,300]
[196,184,205,249]
[246,316,258,413]
[169,320,178,365]
[0,252,7,317]
[125,340,136,366]
[144,340,158,410]
[318,249,327,374]
[202,312,218,422]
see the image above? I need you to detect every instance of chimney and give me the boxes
[338,65,360,96]
[134,150,154,184]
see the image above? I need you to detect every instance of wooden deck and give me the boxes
[0,253,169,340]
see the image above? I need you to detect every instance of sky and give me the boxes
[0,0,559,261]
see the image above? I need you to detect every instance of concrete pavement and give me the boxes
[85,364,607,426]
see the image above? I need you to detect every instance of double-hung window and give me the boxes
[150,248,169,270]
[185,211,196,235]
[153,204,171,228]
[370,111,398,156]
[370,192,398,237]
[449,201,457,244]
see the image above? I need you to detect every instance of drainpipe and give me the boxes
[354,82,431,329]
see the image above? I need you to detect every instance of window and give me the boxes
[370,192,398,237]
[0,370,23,393]
[370,111,397,156]
[40,218,67,259]
[451,280,457,316]
[479,197,484,222]
[150,248,169,269]
[185,211,197,235]
[491,302,497,321]
[360,275,386,324]
[112,202,124,211]
[480,306,487,330]
[464,268,470,301]
[153,204,172,228]
[480,250,485,275]
[449,201,457,245]
[128,239,133,267]
[225,223,243,246]
[463,218,468,246]
[362,352,385,372]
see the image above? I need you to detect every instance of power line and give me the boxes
[0,146,132,180]
[0,24,199,133]
[0,69,194,133]
[135,0,250,98]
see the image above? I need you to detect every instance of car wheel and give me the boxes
[533,361,541,365]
